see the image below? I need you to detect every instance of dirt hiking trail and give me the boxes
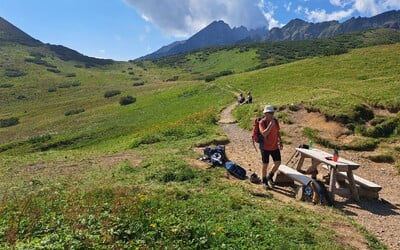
[218,103,400,249]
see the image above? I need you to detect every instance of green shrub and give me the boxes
[71,81,81,87]
[64,108,85,116]
[367,154,395,163]
[58,83,72,88]
[166,76,179,81]
[47,68,61,73]
[365,117,399,138]
[276,112,292,124]
[353,104,374,123]
[57,81,81,89]
[0,83,13,88]
[204,76,215,82]
[369,116,386,126]
[159,165,198,183]
[104,90,121,98]
[5,68,26,77]
[288,103,299,112]
[119,95,136,106]
[342,137,378,151]
[132,81,144,87]
[28,134,52,144]
[0,117,19,128]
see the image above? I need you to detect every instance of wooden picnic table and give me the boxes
[294,147,360,202]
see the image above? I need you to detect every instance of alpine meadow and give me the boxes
[1,18,400,249]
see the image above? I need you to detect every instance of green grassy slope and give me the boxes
[0,35,396,248]
[138,28,400,82]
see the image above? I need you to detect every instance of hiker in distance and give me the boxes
[259,105,283,189]
[237,92,245,105]
[246,92,252,104]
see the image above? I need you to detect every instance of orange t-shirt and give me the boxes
[259,118,280,151]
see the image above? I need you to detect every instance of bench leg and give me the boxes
[347,169,360,202]
[329,167,336,203]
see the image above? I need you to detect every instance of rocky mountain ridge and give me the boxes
[140,9,400,60]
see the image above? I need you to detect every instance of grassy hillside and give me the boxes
[218,43,400,169]
[1,35,397,248]
[137,28,400,82]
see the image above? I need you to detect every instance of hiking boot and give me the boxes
[267,175,275,189]
[263,182,270,190]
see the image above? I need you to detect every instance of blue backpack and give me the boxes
[225,161,246,180]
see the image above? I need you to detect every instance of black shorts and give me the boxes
[261,149,281,164]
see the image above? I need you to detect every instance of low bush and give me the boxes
[64,108,85,116]
[5,68,26,77]
[342,137,378,151]
[47,88,57,92]
[0,117,19,128]
[288,103,299,112]
[104,90,121,98]
[47,68,61,73]
[367,154,395,163]
[132,81,144,87]
[28,134,52,144]
[0,83,13,88]
[119,95,136,106]
[365,117,399,138]
[58,81,80,89]
[166,76,179,81]
[71,81,81,87]
[158,164,198,183]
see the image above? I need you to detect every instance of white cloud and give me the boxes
[329,0,353,8]
[353,0,382,15]
[304,0,400,22]
[124,0,270,38]
[284,2,292,11]
[257,1,283,28]
[306,8,354,22]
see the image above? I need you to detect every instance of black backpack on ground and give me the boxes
[202,145,227,166]
[225,161,247,180]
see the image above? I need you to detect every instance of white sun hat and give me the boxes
[263,105,275,113]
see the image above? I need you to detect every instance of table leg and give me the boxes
[296,156,305,171]
[347,169,360,202]
[329,166,337,203]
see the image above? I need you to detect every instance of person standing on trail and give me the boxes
[259,105,283,189]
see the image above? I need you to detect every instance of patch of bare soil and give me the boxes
[218,103,400,250]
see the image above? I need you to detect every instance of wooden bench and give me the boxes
[278,165,313,186]
[321,164,382,198]
[277,165,314,201]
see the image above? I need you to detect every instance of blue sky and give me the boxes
[0,0,399,61]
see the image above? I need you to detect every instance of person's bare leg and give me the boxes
[267,161,281,187]
[270,161,281,176]
[262,163,268,188]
